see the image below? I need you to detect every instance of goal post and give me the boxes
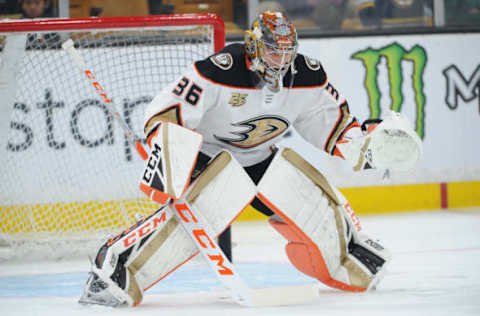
[0,14,225,261]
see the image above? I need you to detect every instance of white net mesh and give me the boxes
[0,16,222,261]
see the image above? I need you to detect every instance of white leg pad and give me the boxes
[258,147,390,291]
[89,151,256,306]
[134,151,256,292]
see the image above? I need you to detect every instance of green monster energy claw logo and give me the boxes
[352,42,427,139]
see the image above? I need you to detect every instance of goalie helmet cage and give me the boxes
[0,14,225,261]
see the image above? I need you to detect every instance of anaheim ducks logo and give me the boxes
[305,56,321,71]
[210,53,233,70]
[214,115,289,148]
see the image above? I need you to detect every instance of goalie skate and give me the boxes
[78,206,171,307]
[79,271,127,307]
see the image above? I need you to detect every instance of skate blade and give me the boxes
[78,291,125,307]
[78,272,125,307]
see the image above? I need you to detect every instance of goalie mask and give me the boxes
[245,11,298,92]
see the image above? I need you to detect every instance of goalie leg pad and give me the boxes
[269,217,328,281]
[82,151,256,307]
[80,207,172,306]
[136,151,256,292]
[258,147,390,292]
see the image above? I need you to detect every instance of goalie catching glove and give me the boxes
[336,111,423,171]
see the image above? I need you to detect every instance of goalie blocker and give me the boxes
[80,123,390,307]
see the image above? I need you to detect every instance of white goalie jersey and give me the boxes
[144,43,362,166]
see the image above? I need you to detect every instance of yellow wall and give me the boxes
[1,181,479,234]
[236,181,480,221]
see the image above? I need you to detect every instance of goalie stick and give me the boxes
[62,39,319,307]
[171,198,320,307]
[61,39,148,160]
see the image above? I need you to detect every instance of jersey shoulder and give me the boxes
[194,43,260,88]
[289,54,328,88]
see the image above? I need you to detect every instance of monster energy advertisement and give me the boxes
[352,43,427,139]
[296,33,480,186]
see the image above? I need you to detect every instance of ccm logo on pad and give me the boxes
[107,211,167,248]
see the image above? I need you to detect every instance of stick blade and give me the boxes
[249,284,320,307]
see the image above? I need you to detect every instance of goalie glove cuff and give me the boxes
[361,118,382,134]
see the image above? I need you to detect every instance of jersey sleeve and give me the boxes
[143,63,218,140]
[293,80,362,157]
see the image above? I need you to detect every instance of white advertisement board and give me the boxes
[290,33,480,187]
[1,33,479,207]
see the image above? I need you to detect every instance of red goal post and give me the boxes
[0,14,225,261]
[0,14,225,52]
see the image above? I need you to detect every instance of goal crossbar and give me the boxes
[0,14,225,51]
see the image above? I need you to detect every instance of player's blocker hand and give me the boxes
[336,111,423,171]
[139,121,203,204]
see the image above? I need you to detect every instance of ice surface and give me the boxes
[1,209,479,316]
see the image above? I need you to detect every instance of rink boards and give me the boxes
[1,180,479,234]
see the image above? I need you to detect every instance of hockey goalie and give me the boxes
[79,11,422,307]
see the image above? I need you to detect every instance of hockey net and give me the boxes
[0,14,225,261]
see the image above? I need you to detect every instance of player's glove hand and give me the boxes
[336,111,423,171]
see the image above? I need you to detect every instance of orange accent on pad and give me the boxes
[269,218,325,280]
[258,192,365,292]
[139,183,171,205]
[146,130,158,148]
